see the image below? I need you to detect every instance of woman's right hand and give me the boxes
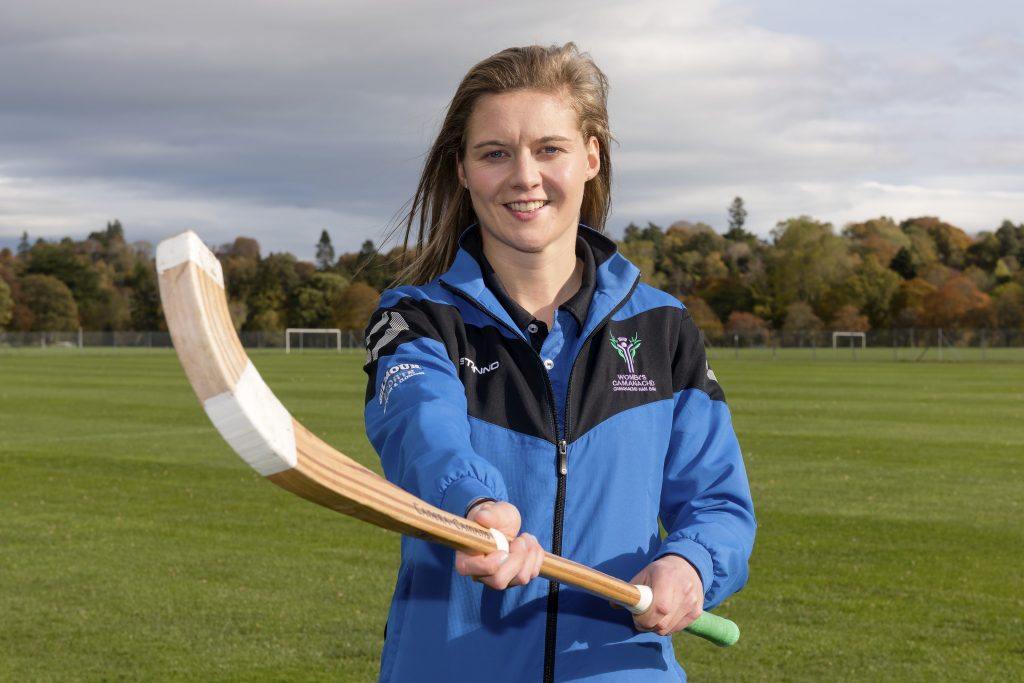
[454,501,545,590]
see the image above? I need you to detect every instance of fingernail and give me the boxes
[497,551,509,565]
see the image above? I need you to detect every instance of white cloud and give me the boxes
[0,0,1020,259]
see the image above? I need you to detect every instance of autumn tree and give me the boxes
[698,277,754,322]
[769,217,852,321]
[966,231,1003,271]
[681,295,723,339]
[335,282,381,331]
[830,305,870,332]
[920,274,990,330]
[0,277,13,329]
[18,274,80,331]
[725,311,770,345]
[842,255,901,328]
[782,302,823,345]
[901,217,972,270]
[292,271,349,328]
[337,240,399,292]
[843,217,909,266]
[990,282,1024,330]
[891,278,937,327]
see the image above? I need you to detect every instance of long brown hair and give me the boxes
[394,43,613,285]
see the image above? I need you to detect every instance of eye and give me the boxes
[541,146,562,155]
[484,150,506,160]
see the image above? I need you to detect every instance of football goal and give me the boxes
[832,331,866,349]
[285,328,342,354]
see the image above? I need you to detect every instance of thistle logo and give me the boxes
[609,331,642,373]
[609,331,657,393]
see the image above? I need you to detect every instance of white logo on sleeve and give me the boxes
[460,357,500,375]
[378,363,424,412]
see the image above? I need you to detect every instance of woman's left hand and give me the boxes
[627,555,704,636]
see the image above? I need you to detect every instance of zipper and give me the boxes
[544,436,568,683]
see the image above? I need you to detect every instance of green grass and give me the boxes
[1,349,1021,681]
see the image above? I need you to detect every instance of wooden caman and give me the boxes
[156,230,739,648]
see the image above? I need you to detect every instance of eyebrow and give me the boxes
[471,135,575,150]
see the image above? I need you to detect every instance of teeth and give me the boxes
[507,201,546,212]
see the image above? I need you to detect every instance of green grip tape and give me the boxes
[684,612,740,647]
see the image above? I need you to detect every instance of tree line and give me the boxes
[2,200,1023,341]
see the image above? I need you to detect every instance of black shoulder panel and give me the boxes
[459,324,554,441]
[363,297,462,403]
[569,308,678,438]
[364,296,554,441]
[569,306,726,438]
[674,310,727,403]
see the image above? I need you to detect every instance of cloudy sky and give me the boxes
[1,0,1021,260]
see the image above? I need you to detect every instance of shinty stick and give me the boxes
[156,230,740,648]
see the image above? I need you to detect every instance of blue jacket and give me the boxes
[363,226,755,682]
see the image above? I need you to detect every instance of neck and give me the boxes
[484,239,581,329]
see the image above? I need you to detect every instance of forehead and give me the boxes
[466,89,581,142]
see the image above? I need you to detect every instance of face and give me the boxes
[457,89,600,263]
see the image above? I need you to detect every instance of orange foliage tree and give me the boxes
[920,274,991,329]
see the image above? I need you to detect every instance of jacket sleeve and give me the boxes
[363,294,509,517]
[655,311,756,609]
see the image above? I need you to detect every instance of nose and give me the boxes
[510,153,541,190]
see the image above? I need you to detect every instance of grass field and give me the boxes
[1,349,1021,681]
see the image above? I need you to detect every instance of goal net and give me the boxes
[832,331,866,349]
[285,328,342,354]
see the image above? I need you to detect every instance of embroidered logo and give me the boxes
[609,331,656,393]
[610,332,641,373]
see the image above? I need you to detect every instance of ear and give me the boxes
[585,136,600,180]
[457,159,467,189]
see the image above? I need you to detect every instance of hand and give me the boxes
[454,501,545,590]
[628,555,704,636]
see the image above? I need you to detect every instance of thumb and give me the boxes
[470,502,520,537]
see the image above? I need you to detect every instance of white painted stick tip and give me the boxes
[488,527,509,553]
[627,584,653,615]
[202,360,297,476]
[156,230,224,288]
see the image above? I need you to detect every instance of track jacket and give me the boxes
[363,225,755,682]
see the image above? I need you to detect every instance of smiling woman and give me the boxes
[364,43,756,683]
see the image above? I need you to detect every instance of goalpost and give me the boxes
[832,331,866,349]
[285,328,342,354]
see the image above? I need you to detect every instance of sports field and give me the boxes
[1,349,1021,681]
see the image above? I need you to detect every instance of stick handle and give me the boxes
[537,551,740,647]
[683,612,741,647]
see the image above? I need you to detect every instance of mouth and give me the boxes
[504,200,549,215]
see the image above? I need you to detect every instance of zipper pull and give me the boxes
[558,439,568,476]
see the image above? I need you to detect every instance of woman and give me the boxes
[363,43,755,682]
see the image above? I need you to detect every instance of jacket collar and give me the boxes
[439,224,640,340]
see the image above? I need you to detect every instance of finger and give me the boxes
[631,592,672,632]
[454,549,508,577]
[508,534,544,586]
[470,502,521,539]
